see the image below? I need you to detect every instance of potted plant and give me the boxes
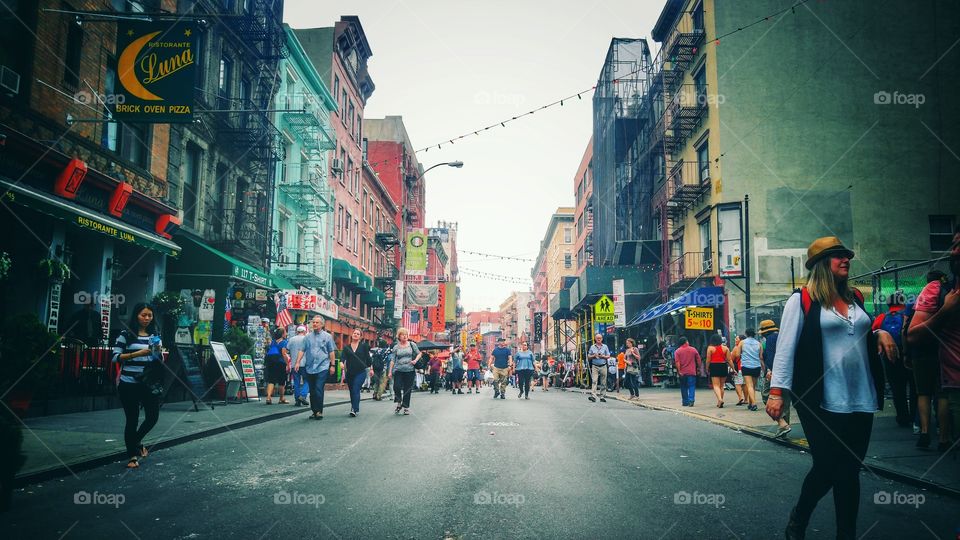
[223,326,255,359]
[0,314,60,512]
[0,252,10,281]
[36,258,70,283]
[152,291,186,344]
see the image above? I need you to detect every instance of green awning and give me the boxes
[1,178,181,256]
[332,257,355,285]
[269,272,296,290]
[361,287,385,307]
[178,236,276,288]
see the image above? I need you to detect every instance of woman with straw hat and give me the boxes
[768,236,898,540]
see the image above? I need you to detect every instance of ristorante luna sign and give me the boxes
[113,22,197,123]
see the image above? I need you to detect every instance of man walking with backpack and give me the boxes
[908,226,960,452]
[872,291,915,427]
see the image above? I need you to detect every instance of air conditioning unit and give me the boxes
[0,65,21,96]
[331,158,343,175]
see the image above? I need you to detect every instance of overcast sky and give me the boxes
[284,0,664,312]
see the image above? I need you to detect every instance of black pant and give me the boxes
[118,382,160,458]
[624,372,640,397]
[394,371,415,408]
[517,369,533,396]
[427,372,440,393]
[794,404,873,538]
[884,359,916,424]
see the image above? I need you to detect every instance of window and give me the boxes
[118,123,150,168]
[563,227,572,243]
[564,253,572,269]
[694,67,707,106]
[341,90,348,125]
[699,218,712,271]
[102,62,119,151]
[333,75,340,99]
[348,101,355,138]
[692,1,705,33]
[353,218,359,253]
[182,144,202,227]
[930,215,957,251]
[63,19,83,90]
[344,211,352,250]
[277,213,288,262]
[346,158,354,193]
[696,141,710,183]
[356,113,362,143]
[339,149,347,185]
[336,205,344,244]
[218,56,232,98]
[362,190,369,222]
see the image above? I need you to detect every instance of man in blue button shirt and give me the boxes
[489,338,513,399]
[295,315,338,419]
[588,333,611,403]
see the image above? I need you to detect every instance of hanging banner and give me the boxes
[405,230,427,276]
[431,306,444,331]
[394,280,404,319]
[612,279,626,327]
[533,312,544,342]
[275,289,338,320]
[434,284,446,330]
[405,283,439,307]
[113,21,197,123]
[444,282,457,322]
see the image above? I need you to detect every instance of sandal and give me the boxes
[126,456,139,469]
[140,445,149,459]
[265,399,273,405]
[278,399,289,404]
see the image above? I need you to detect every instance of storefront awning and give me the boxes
[627,286,724,327]
[361,287,386,307]
[176,236,277,288]
[332,258,375,292]
[1,178,181,256]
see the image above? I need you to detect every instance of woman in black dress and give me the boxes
[264,327,289,404]
[340,327,371,417]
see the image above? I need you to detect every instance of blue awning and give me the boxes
[626,286,725,327]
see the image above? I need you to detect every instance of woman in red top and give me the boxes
[707,333,735,407]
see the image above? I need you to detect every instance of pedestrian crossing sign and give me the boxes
[594,295,615,323]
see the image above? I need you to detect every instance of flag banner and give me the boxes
[394,280,405,319]
[405,283,439,306]
[405,230,427,276]
[276,309,292,329]
[444,282,456,322]
[114,21,197,122]
[612,279,626,327]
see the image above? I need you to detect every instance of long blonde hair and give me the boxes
[805,257,854,305]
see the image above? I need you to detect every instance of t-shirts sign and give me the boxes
[594,294,615,323]
[684,307,714,330]
[239,354,259,398]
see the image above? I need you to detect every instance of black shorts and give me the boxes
[709,363,728,378]
[913,352,942,395]
[265,355,288,385]
[741,366,762,378]
[452,368,465,381]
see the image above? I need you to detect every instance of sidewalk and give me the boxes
[572,385,960,497]
[15,389,368,484]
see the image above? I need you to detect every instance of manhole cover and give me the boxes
[480,421,520,427]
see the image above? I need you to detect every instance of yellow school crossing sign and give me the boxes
[594,295,615,323]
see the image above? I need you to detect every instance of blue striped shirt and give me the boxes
[112,332,160,384]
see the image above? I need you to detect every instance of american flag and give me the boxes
[276,308,293,329]
[402,309,419,335]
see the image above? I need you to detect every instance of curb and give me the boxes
[15,397,366,487]
[570,388,960,500]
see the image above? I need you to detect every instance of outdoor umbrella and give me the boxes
[416,340,451,350]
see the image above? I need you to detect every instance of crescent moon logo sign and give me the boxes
[118,31,163,101]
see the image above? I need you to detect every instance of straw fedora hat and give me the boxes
[805,236,855,270]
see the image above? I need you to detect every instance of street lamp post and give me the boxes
[415,160,464,183]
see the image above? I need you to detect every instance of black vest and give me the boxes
[790,290,885,413]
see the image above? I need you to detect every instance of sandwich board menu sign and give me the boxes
[239,354,258,399]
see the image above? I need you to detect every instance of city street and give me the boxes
[3,389,958,539]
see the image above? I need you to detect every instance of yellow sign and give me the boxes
[684,307,714,330]
[594,294,615,323]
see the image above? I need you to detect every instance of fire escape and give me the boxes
[650,9,706,296]
[204,0,287,266]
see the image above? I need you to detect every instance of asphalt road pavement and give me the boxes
[3,387,958,539]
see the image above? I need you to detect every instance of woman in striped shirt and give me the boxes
[112,303,163,469]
